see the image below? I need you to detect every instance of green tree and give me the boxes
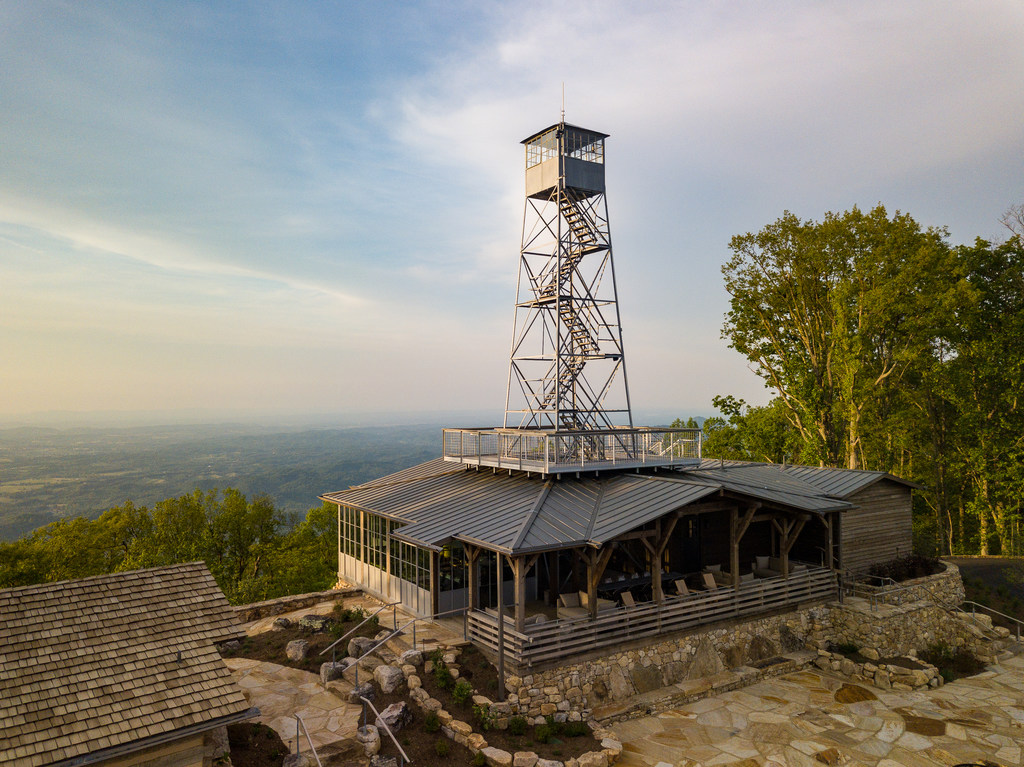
[722,205,957,470]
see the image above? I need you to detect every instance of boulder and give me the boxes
[407,674,421,690]
[375,701,412,734]
[369,757,398,767]
[298,614,332,632]
[218,640,240,653]
[514,752,539,767]
[358,655,383,672]
[399,649,424,666]
[320,661,347,685]
[374,664,405,693]
[577,752,609,767]
[355,725,380,757]
[272,617,292,631]
[482,746,513,767]
[286,640,310,662]
[348,681,374,704]
[349,636,377,658]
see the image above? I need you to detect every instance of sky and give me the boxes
[2,1,1023,426]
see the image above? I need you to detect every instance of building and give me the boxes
[0,562,255,767]
[320,120,915,672]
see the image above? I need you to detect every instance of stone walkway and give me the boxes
[226,657,362,754]
[614,655,1024,766]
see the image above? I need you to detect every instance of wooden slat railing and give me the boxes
[468,565,837,667]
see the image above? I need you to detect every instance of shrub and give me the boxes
[535,723,555,743]
[435,738,450,757]
[472,752,487,766]
[452,679,473,705]
[472,703,493,731]
[424,711,441,733]
[508,715,527,736]
[429,648,444,666]
[867,554,941,583]
[434,663,455,690]
[563,721,589,737]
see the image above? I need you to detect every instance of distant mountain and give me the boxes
[0,423,440,540]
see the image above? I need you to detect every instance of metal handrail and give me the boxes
[962,600,1023,642]
[320,601,400,658]
[360,696,410,765]
[294,714,324,767]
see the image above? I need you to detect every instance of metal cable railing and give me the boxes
[319,600,400,666]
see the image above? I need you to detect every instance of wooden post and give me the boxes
[826,514,835,570]
[640,518,678,604]
[585,546,616,618]
[512,555,526,633]
[496,553,505,701]
[730,506,740,589]
[430,551,439,616]
[466,546,481,610]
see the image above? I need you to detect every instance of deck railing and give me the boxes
[468,565,837,667]
[442,426,702,475]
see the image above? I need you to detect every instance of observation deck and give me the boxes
[442,426,702,476]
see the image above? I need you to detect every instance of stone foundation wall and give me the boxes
[233,586,361,622]
[853,560,964,607]
[504,564,978,715]
[506,608,826,715]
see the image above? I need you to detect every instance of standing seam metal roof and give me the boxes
[323,457,894,554]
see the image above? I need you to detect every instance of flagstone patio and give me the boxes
[614,655,1024,767]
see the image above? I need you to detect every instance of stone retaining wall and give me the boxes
[233,586,361,622]
[504,564,980,715]
[853,560,964,607]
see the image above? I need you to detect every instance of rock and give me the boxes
[860,647,880,660]
[577,752,608,767]
[399,649,423,666]
[630,664,663,694]
[536,761,564,767]
[298,614,331,632]
[607,666,634,700]
[401,663,417,678]
[320,661,347,685]
[282,755,310,767]
[272,617,292,630]
[438,709,453,725]
[356,725,380,756]
[472,695,494,707]
[514,752,539,767]
[358,655,383,672]
[375,701,412,733]
[349,636,377,658]
[374,664,405,693]
[423,697,443,712]
[467,732,488,750]
[369,756,398,767]
[451,720,473,737]
[491,702,512,717]
[482,746,513,767]
[286,639,310,662]
[409,686,429,703]
[407,674,421,690]
[218,640,241,653]
[600,739,622,760]
[685,637,725,679]
[349,681,374,704]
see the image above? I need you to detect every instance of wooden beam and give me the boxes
[546,551,559,606]
[466,545,480,610]
[496,550,505,701]
[611,528,659,542]
[736,504,758,541]
[508,555,524,633]
[586,545,616,619]
[730,507,740,589]
[782,518,807,555]
[826,514,835,570]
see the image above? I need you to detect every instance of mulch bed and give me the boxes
[366,686,480,766]
[409,645,602,762]
[228,723,289,767]
[219,605,383,673]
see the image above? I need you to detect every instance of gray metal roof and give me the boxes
[320,455,912,554]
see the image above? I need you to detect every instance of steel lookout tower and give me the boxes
[442,120,701,475]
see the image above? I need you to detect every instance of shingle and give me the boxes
[0,563,249,767]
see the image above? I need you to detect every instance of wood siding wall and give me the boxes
[840,480,913,577]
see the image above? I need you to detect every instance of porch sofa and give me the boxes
[752,556,808,578]
[557,591,615,620]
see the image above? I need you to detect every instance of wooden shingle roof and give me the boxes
[0,562,251,767]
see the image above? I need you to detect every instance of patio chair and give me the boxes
[620,591,638,609]
[701,572,720,591]
[674,579,690,596]
[578,590,616,613]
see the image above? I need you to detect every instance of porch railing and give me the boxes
[468,565,837,667]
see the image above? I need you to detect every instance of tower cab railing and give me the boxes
[442,426,701,475]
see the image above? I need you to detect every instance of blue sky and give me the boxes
[2,1,1023,424]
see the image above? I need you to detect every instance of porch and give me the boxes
[467,562,837,668]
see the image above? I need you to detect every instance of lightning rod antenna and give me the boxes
[561,82,565,121]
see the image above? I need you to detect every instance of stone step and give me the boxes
[592,649,817,723]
